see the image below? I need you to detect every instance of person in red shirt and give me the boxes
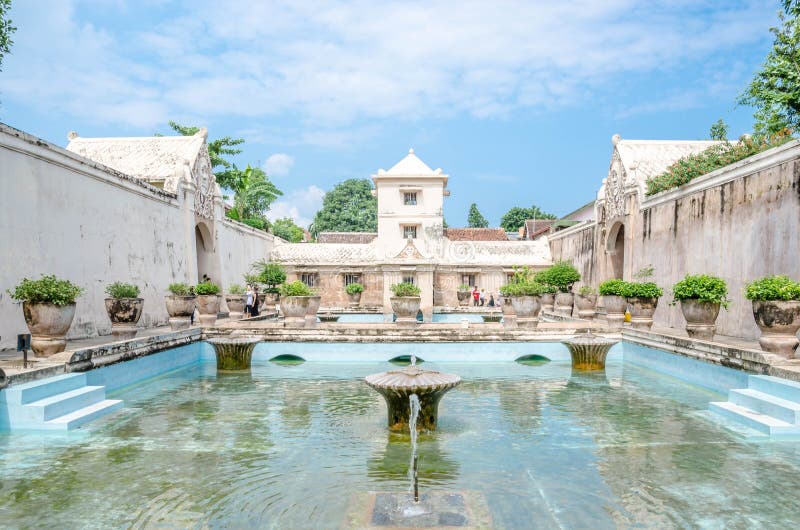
[472,287,480,307]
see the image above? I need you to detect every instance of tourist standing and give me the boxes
[251,286,260,317]
[479,289,486,306]
[488,294,495,307]
[245,285,254,316]
[472,287,480,307]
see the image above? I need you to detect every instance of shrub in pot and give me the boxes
[672,274,729,340]
[8,275,84,356]
[195,281,221,327]
[346,282,364,306]
[225,284,247,320]
[165,283,196,331]
[745,275,800,357]
[390,282,422,326]
[456,284,472,306]
[539,261,581,316]
[500,278,544,328]
[622,280,663,330]
[575,285,598,320]
[104,282,143,339]
[256,261,286,304]
[599,279,628,329]
[279,280,314,327]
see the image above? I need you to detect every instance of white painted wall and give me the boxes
[0,125,273,349]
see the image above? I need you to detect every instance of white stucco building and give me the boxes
[270,149,552,319]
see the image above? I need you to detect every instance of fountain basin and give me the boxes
[561,332,619,371]
[207,337,260,371]
[365,366,461,431]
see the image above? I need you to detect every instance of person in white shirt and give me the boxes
[245,285,254,317]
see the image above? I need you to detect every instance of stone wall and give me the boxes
[550,141,800,339]
[0,125,273,349]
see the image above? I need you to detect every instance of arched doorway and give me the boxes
[606,222,625,279]
[195,222,214,282]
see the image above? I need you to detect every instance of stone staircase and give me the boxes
[2,373,122,430]
[710,375,800,439]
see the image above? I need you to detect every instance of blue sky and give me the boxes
[0,0,780,227]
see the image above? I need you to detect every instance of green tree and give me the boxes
[499,205,556,232]
[738,1,800,135]
[467,203,489,228]
[167,121,245,189]
[225,165,282,230]
[709,119,729,141]
[0,0,15,72]
[272,217,305,242]
[310,178,377,236]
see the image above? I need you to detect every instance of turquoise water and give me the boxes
[2,355,800,528]
[330,312,492,323]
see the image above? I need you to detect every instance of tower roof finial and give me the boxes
[409,147,414,154]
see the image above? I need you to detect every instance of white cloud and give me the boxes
[267,185,326,228]
[3,0,777,132]
[263,153,294,177]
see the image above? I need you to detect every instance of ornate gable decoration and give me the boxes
[395,238,425,260]
[605,149,627,219]
[192,142,216,220]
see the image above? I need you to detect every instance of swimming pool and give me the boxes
[0,342,798,528]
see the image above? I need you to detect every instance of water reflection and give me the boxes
[368,431,459,486]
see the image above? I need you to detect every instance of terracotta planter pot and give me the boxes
[752,300,800,357]
[305,295,322,327]
[554,292,574,316]
[104,297,143,339]
[390,296,421,326]
[22,302,76,357]
[281,296,311,327]
[509,295,541,328]
[540,293,555,312]
[348,291,362,307]
[165,295,196,331]
[196,294,221,327]
[225,294,247,320]
[261,291,280,305]
[602,295,627,329]
[500,296,517,328]
[680,299,721,341]
[575,294,597,320]
[456,291,471,307]
[627,297,659,330]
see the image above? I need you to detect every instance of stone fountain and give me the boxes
[365,359,461,432]
[561,330,619,371]
[207,337,261,371]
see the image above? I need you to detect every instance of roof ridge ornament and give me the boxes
[67,131,79,140]
[409,147,414,154]
[612,134,621,146]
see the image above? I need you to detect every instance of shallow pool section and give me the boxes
[1,346,800,528]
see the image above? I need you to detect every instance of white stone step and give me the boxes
[43,400,124,430]
[709,401,800,439]
[748,375,800,403]
[729,388,800,425]
[26,386,108,421]
[15,373,88,404]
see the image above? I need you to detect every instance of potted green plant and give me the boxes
[346,282,364,306]
[8,275,84,356]
[622,267,662,330]
[456,284,472,307]
[539,261,581,316]
[575,285,597,320]
[225,284,247,320]
[598,279,628,329]
[165,283,196,330]
[255,261,286,304]
[195,281,221,326]
[745,275,800,357]
[672,274,730,340]
[104,282,143,339]
[390,282,422,326]
[500,268,545,328]
[279,280,314,327]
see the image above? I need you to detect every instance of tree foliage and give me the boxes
[739,2,800,135]
[272,217,305,242]
[0,0,15,72]
[499,205,556,231]
[225,165,282,229]
[310,178,377,236]
[167,121,245,189]
[467,203,489,228]
[709,119,729,141]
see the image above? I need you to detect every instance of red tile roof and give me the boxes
[445,228,508,241]
[523,219,554,240]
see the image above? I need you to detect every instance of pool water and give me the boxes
[2,357,800,528]
[329,312,493,323]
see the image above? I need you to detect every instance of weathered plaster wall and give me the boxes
[216,219,274,291]
[0,126,272,349]
[549,224,598,289]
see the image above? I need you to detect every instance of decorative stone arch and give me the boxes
[605,218,626,280]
